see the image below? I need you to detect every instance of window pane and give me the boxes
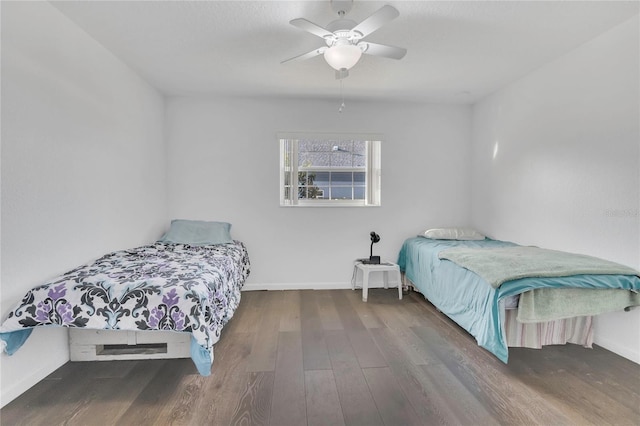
[307,186,323,199]
[298,172,315,186]
[298,187,307,198]
[354,172,365,183]
[316,186,329,199]
[314,172,330,186]
[354,186,365,199]
[306,172,319,186]
[331,172,352,184]
[331,187,353,200]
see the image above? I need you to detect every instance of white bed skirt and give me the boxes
[503,309,593,349]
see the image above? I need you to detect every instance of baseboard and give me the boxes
[593,335,640,365]
[242,282,353,291]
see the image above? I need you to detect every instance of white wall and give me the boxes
[166,97,472,288]
[3,1,636,410]
[471,16,640,363]
[0,2,167,406]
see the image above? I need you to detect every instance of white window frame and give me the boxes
[279,132,381,207]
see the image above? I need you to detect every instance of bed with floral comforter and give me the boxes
[0,240,250,376]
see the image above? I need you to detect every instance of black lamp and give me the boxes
[368,231,381,264]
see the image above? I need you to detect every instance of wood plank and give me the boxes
[370,327,497,425]
[1,360,161,426]
[343,289,384,329]
[508,346,640,425]
[0,371,67,425]
[246,290,283,372]
[545,342,640,414]
[410,296,640,424]
[230,371,275,426]
[325,330,383,426]
[187,331,254,425]
[346,329,387,368]
[331,290,386,368]
[115,359,194,425]
[70,361,167,425]
[408,295,639,424]
[137,361,204,425]
[227,290,265,333]
[270,331,306,426]
[362,367,423,426]
[420,363,501,426]
[369,303,440,366]
[78,359,141,379]
[305,370,346,426]
[300,290,331,370]
[3,290,640,426]
[410,323,575,425]
[316,290,344,330]
[331,290,367,331]
[279,290,301,332]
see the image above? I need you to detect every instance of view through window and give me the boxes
[279,133,381,207]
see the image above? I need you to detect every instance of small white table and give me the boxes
[352,261,402,302]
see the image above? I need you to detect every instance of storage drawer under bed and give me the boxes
[69,328,190,361]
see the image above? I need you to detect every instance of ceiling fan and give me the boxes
[282,0,407,79]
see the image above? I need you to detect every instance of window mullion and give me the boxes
[292,139,300,204]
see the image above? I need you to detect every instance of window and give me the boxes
[279,133,381,207]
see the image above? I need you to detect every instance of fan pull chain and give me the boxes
[338,79,346,113]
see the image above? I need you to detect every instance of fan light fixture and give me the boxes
[282,3,407,79]
[323,42,362,70]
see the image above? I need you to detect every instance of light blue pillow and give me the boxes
[159,219,233,245]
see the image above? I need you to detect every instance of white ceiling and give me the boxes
[50,0,638,104]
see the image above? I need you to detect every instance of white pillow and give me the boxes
[422,227,485,240]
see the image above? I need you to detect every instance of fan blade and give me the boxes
[290,18,335,40]
[358,42,406,60]
[281,47,327,64]
[350,5,399,39]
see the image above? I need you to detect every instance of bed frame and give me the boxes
[69,329,190,362]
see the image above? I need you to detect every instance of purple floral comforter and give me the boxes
[0,241,250,375]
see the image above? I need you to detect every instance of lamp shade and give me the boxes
[324,44,362,70]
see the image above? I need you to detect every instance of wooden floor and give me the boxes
[2,289,639,426]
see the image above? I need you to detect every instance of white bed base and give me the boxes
[69,328,190,362]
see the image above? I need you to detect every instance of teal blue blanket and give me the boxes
[438,246,640,289]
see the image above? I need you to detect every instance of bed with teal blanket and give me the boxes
[397,237,640,362]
